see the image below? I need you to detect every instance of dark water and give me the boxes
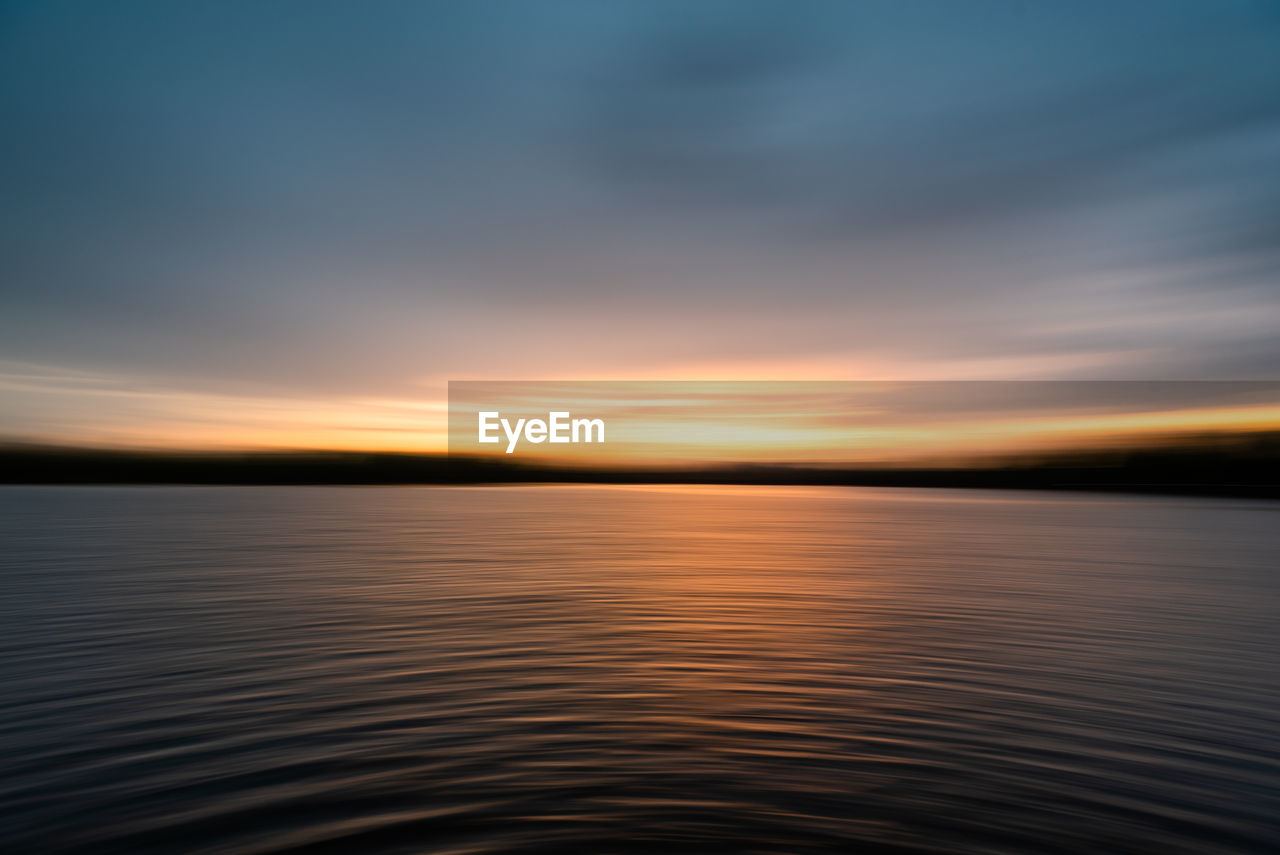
[1,485,1278,854]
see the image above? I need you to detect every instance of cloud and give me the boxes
[1,0,1279,445]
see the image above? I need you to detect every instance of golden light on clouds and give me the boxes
[447,382,1280,466]
[5,365,1278,461]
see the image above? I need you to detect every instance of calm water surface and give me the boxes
[1,485,1278,854]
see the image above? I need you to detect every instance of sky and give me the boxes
[2,1,1280,451]
[447,381,1280,464]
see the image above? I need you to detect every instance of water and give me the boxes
[1,485,1278,854]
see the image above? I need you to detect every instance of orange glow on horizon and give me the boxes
[18,400,1280,459]
[7,366,1279,461]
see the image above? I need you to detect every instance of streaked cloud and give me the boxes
[2,1,1279,447]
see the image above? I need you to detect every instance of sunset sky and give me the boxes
[446,381,1280,465]
[3,1,1280,452]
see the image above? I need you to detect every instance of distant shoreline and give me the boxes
[3,440,1277,500]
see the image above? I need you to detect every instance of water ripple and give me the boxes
[1,485,1278,854]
